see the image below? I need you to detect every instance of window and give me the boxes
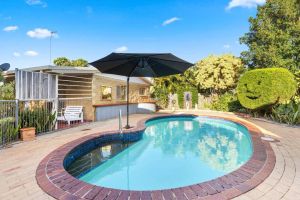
[139,87,146,96]
[116,85,126,100]
[101,86,112,100]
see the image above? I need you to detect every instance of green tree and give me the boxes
[194,54,244,94]
[71,58,88,67]
[240,0,300,72]
[53,57,71,66]
[0,71,3,83]
[0,81,15,100]
[54,57,88,67]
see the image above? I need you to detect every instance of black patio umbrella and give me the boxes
[89,53,193,129]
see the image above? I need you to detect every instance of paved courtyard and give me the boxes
[0,111,299,200]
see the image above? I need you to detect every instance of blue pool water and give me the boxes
[78,116,253,190]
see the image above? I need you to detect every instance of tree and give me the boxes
[53,57,88,67]
[0,82,15,100]
[71,59,88,67]
[240,0,300,72]
[0,71,3,83]
[194,54,244,94]
[53,57,71,66]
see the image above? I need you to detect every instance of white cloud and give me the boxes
[26,0,47,7]
[226,0,265,10]
[162,17,180,26]
[115,46,128,53]
[24,50,38,56]
[3,26,18,32]
[13,52,21,57]
[27,28,57,39]
[223,44,231,49]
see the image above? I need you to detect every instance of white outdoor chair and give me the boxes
[57,106,84,125]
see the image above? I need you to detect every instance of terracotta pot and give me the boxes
[20,127,36,141]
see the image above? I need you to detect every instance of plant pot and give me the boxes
[20,127,36,141]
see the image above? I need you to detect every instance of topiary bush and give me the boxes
[237,68,297,110]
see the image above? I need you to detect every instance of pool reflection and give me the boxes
[67,142,132,177]
[145,117,252,172]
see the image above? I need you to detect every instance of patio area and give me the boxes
[0,111,299,200]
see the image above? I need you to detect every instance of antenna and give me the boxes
[50,31,57,65]
[0,63,10,71]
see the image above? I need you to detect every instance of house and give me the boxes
[4,65,155,122]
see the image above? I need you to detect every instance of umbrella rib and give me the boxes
[96,59,138,73]
[150,59,188,72]
[150,57,193,65]
[91,57,136,64]
[149,60,184,75]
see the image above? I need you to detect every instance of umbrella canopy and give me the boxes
[90,53,193,77]
[89,53,193,128]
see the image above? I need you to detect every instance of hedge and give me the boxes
[176,86,198,109]
[237,68,297,110]
[190,87,198,108]
[177,87,184,109]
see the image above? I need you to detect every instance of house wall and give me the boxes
[57,74,94,121]
[95,103,156,121]
[92,75,150,105]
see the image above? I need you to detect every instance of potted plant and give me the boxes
[19,109,36,141]
[20,127,36,141]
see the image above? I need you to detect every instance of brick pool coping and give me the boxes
[36,114,276,200]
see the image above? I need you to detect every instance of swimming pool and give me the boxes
[66,116,253,191]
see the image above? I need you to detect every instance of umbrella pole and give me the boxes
[125,76,130,129]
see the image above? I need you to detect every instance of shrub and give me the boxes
[0,81,15,100]
[151,85,168,108]
[0,117,19,145]
[210,93,245,112]
[177,87,184,109]
[190,87,198,108]
[19,107,56,133]
[237,68,297,110]
[270,101,300,125]
[195,54,244,94]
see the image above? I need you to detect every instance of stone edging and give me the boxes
[36,114,276,200]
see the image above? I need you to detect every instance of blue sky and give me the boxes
[0,0,265,70]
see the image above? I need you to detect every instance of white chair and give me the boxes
[57,106,84,125]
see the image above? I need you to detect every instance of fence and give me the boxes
[0,97,92,147]
[0,100,18,145]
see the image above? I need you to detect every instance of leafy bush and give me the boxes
[190,87,198,108]
[237,68,297,110]
[210,93,245,112]
[270,101,300,125]
[19,107,56,133]
[195,54,244,94]
[151,84,168,108]
[0,117,19,145]
[0,81,15,100]
[177,87,184,109]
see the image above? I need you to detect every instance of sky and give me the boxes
[0,0,265,70]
